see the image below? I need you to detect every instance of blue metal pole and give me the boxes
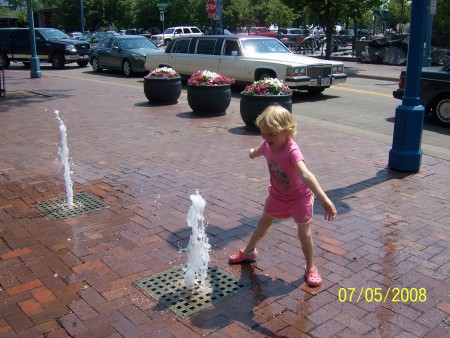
[27,3,41,79]
[388,0,428,172]
[80,0,85,34]
[423,0,434,67]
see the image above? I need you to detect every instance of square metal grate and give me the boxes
[133,264,248,318]
[35,192,108,221]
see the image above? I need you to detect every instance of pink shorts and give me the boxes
[264,192,314,224]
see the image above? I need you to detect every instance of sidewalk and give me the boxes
[341,59,405,82]
[0,66,448,338]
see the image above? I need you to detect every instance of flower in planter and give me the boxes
[241,78,292,96]
[188,70,235,86]
[145,67,180,79]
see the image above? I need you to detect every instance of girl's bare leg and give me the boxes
[298,223,314,270]
[244,213,274,252]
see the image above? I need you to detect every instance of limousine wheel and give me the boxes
[256,70,276,81]
[122,60,133,77]
[51,52,65,69]
[432,94,450,127]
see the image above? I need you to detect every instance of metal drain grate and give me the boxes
[133,264,248,318]
[35,192,108,220]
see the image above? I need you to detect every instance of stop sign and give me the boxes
[205,0,217,15]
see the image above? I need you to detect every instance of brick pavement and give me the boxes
[0,67,449,338]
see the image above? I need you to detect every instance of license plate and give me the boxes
[82,55,88,59]
[320,77,331,86]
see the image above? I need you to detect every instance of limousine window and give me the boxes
[223,40,242,56]
[196,39,217,55]
[241,38,290,55]
[172,39,190,53]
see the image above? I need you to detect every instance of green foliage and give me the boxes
[5,0,449,45]
[435,0,450,36]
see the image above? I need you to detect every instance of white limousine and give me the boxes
[144,35,347,93]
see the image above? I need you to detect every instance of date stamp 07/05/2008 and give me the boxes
[338,287,427,303]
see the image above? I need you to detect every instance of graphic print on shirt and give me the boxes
[268,162,290,192]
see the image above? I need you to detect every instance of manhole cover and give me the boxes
[134,264,248,318]
[35,192,108,220]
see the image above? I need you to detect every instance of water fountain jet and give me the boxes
[54,110,73,209]
[183,189,211,290]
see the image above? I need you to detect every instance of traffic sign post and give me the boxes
[157,2,168,44]
[205,0,217,16]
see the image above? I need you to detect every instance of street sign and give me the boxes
[205,0,217,16]
[160,11,164,21]
[430,0,437,15]
[157,2,168,11]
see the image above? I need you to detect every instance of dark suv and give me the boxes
[0,28,90,69]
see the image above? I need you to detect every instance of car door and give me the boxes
[12,29,31,60]
[34,31,51,61]
[186,38,220,74]
[219,39,246,81]
[108,38,123,69]
[168,39,189,75]
[96,38,112,68]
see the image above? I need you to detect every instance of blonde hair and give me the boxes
[256,105,297,137]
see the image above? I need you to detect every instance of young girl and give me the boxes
[229,105,337,287]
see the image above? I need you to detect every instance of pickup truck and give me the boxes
[0,27,90,69]
[248,27,277,37]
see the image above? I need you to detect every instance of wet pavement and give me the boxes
[0,62,449,338]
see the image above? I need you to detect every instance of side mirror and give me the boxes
[112,46,120,51]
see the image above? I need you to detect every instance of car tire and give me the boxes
[91,57,102,72]
[255,70,276,81]
[432,94,450,127]
[51,52,65,69]
[122,60,133,76]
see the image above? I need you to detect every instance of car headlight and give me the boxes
[286,67,306,77]
[332,65,343,73]
[65,44,77,52]
[131,54,146,62]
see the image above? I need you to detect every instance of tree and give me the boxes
[283,0,382,58]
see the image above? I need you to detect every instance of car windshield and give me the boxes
[241,39,291,55]
[163,28,175,34]
[121,38,157,50]
[288,29,303,34]
[41,29,69,40]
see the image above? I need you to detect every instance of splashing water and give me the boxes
[55,110,74,209]
[183,190,211,290]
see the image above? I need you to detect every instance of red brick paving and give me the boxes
[0,66,449,337]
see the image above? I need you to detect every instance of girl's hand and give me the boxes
[249,148,255,159]
[321,198,337,221]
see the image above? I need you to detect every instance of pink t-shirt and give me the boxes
[261,138,311,201]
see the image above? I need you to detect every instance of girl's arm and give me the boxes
[295,160,337,221]
[249,146,263,159]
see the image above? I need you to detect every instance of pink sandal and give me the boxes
[228,249,258,264]
[305,267,322,287]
